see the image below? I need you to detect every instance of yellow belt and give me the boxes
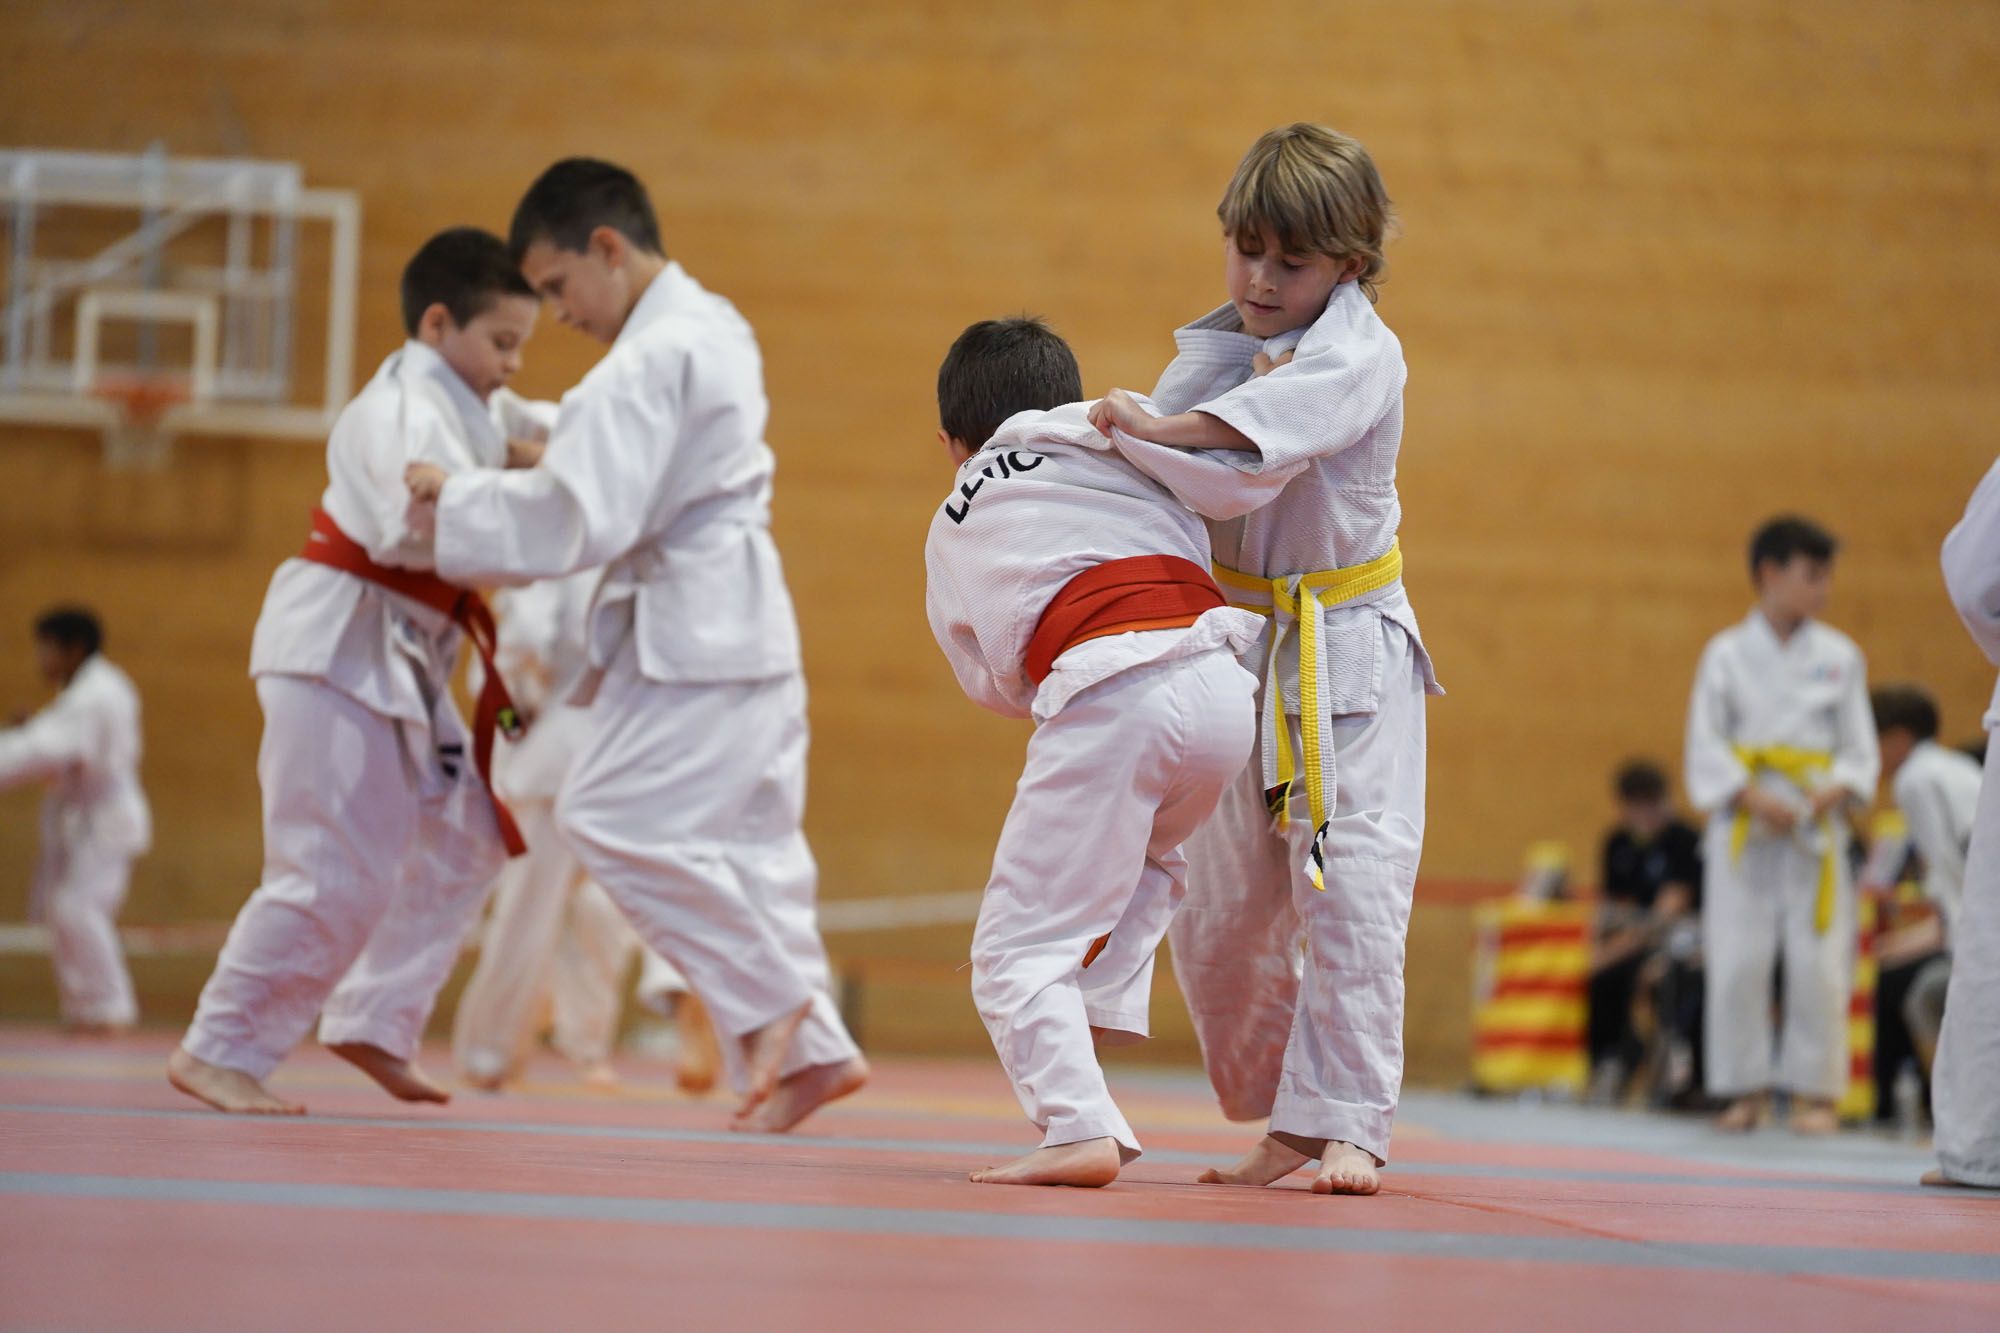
[1730,744,1840,934]
[1214,540,1404,890]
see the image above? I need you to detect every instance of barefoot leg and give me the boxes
[1788,1096,1839,1136]
[735,1000,812,1117]
[325,1042,451,1104]
[1196,1133,1314,1186]
[971,1137,1122,1187]
[1311,1140,1382,1195]
[1716,1092,1769,1133]
[167,1048,305,1115]
[1921,1167,2000,1190]
[733,1055,870,1134]
[674,993,722,1095]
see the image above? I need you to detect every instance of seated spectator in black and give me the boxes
[1591,760,1705,1105]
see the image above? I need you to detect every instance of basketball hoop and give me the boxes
[91,373,189,471]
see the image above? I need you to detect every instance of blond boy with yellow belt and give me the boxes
[1088,124,1440,1194]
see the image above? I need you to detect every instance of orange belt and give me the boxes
[1024,554,1224,685]
[298,506,527,857]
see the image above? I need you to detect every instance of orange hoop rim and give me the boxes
[90,373,193,426]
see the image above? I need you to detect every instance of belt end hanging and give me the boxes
[1306,822,1329,892]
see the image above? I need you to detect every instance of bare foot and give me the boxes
[1921,1167,2000,1190]
[167,1047,305,1115]
[578,1060,621,1089]
[733,1055,870,1134]
[1789,1097,1839,1136]
[735,1001,812,1118]
[1716,1094,1769,1133]
[457,1049,512,1093]
[674,994,722,1095]
[971,1137,1121,1187]
[1312,1140,1382,1195]
[325,1042,450,1104]
[1197,1133,1313,1186]
[66,1020,135,1038]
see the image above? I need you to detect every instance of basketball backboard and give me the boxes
[0,145,360,458]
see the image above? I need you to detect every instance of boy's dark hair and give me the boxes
[34,606,103,658]
[1614,759,1669,804]
[399,227,536,336]
[509,158,664,261]
[1748,514,1838,577]
[1872,684,1940,742]
[937,317,1083,450]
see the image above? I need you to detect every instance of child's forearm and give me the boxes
[1131,410,1259,453]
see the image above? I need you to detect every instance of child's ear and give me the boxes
[416,302,455,345]
[1339,257,1365,284]
[938,429,971,465]
[590,225,627,270]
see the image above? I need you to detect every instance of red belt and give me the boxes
[1024,555,1225,685]
[298,506,527,857]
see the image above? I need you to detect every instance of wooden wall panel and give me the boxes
[3,1,1998,946]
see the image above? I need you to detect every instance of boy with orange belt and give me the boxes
[170,228,543,1114]
[925,318,1260,1187]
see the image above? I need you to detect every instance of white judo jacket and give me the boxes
[1893,740,1983,932]
[249,340,535,722]
[1684,611,1880,819]
[924,401,1261,722]
[0,655,151,913]
[1096,282,1440,716]
[434,263,802,693]
[1944,456,2000,730]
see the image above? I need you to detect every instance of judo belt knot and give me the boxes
[1215,542,1404,894]
[1729,744,1839,934]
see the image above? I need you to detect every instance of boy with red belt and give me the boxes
[925,318,1260,1186]
[170,228,542,1113]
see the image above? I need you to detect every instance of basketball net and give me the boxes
[92,374,188,471]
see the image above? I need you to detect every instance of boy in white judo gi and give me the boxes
[169,227,543,1114]
[1871,685,1981,933]
[0,607,149,1032]
[1683,516,1879,1135]
[405,159,865,1131]
[925,318,1260,1186]
[1086,124,1439,1195]
[1928,461,2000,1189]
[1867,684,1975,1097]
[453,571,718,1092]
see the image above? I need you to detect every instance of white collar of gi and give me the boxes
[1745,606,1812,652]
[1175,281,1359,359]
[613,260,699,349]
[398,338,504,453]
[985,400,1107,455]
[65,653,110,695]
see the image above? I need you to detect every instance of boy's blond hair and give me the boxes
[1218,123,1393,301]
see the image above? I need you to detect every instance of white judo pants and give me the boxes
[1933,735,2000,1185]
[182,675,506,1079]
[1170,620,1428,1165]
[453,799,660,1081]
[974,648,1256,1160]
[554,651,856,1091]
[1700,820,1854,1100]
[31,811,138,1027]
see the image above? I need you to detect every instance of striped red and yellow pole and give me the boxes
[1472,898,1591,1094]
[1837,892,1878,1122]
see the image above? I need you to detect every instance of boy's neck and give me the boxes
[1757,600,1807,640]
[619,252,670,328]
